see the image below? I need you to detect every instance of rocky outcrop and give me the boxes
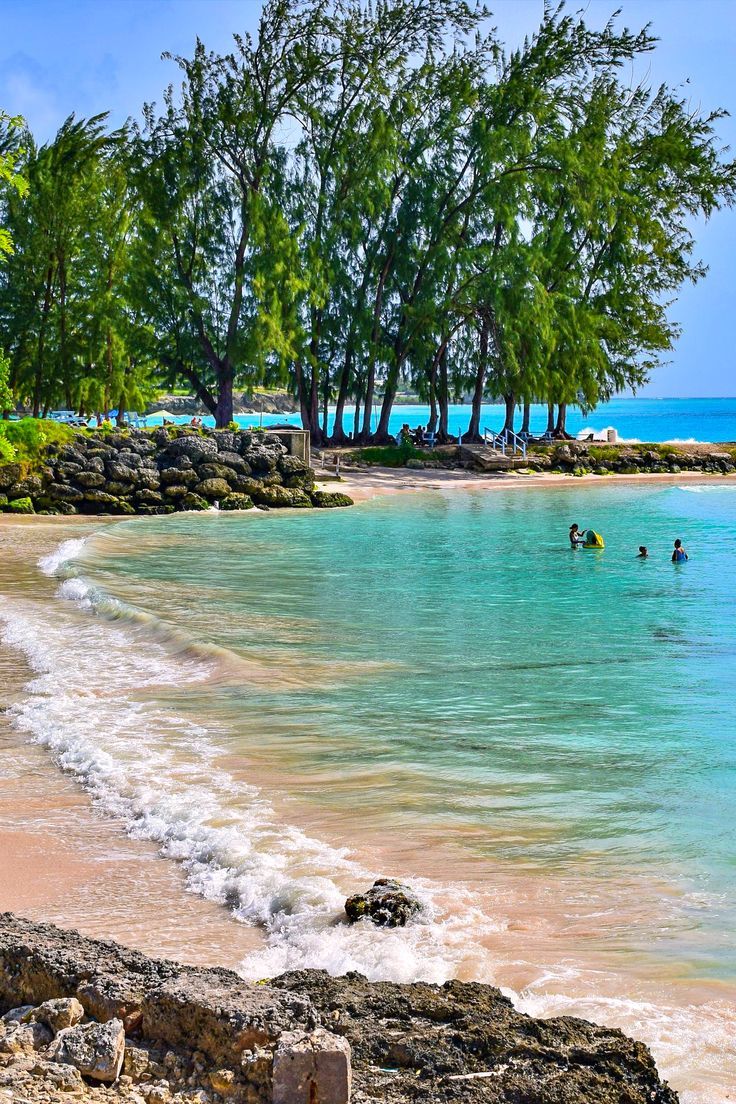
[344,879,422,927]
[534,441,736,477]
[0,913,342,1103]
[0,427,354,515]
[0,913,678,1104]
[274,970,679,1104]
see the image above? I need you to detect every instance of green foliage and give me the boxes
[587,446,622,463]
[0,417,75,460]
[0,434,14,462]
[2,3,735,437]
[0,112,27,258]
[348,442,424,467]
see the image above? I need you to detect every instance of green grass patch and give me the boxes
[587,445,621,463]
[0,418,76,462]
[348,443,446,467]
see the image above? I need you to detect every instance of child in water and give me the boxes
[637,546,648,558]
[672,539,689,563]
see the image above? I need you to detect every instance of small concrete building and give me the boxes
[269,425,311,465]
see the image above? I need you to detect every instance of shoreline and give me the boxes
[1,475,735,1101]
[318,464,736,503]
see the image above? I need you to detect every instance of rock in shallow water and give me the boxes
[344,878,422,927]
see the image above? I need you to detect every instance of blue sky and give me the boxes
[1,0,735,397]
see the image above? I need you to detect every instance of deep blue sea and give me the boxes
[149,396,736,444]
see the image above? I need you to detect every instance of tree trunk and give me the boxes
[427,356,438,434]
[295,360,311,431]
[554,402,569,438]
[331,346,353,445]
[437,347,449,442]
[309,367,323,447]
[466,320,488,442]
[214,363,234,428]
[352,384,362,442]
[360,363,375,442]
[502,393,516,435]
[373,373,398,443]
[546,402,555,435]
[34,264,54,418]
[521,400,531,436]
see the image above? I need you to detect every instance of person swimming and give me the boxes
[672,538,688,563]
[637,546,648,558]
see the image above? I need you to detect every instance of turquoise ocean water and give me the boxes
[3,480,736,1100]
[149,395,736,443]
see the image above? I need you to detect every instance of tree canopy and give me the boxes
[1,0,734,432]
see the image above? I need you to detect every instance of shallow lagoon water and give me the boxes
[3,481,736,1101]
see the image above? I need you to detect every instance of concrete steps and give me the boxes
[459,445,530,472]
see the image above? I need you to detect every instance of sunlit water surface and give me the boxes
[3,482,736,1102]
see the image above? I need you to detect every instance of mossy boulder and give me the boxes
[250,484,313,508]
[277,454,308,476]
[135,489,165,506]
[166,435,217,461]
[215,451,251,474]
[220,493,255,511]
[8,497,35,514]
[283,468,316,490]
[75,471,106,488]
[196,463,239,484]
[181,492,209,511]
[47,483,84,503]
[160,466,198,486]
[195,478,231,501]
[162,484,189,500]
[0,464,23,490]
[310,491,354,508]
[345,878,422,927]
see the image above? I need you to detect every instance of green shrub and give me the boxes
[587,446,620,463]
[0,418,75,461]
[348,443,425,467]
[0,435,15,463]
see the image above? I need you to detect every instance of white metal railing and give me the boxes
[482,427,527,458]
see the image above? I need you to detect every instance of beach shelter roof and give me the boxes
[151,410,179,419]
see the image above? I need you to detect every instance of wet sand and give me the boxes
[0,516,262,968]
[323,463,736,503]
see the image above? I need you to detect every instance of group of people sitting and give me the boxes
[569,524,689,561]
[398,423,429,446]
[189,416,204,428]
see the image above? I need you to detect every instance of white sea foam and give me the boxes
[38,537,88,576]
[0,540,487,986]
[678,485,736,493]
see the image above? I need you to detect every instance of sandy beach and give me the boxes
[0,516,263,968]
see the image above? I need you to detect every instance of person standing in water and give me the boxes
[569,524,586,547]
[637,546,648,558]
[672,539,689,563]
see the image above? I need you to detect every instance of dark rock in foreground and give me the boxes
[0,913,678,1103]
[345,878,422,927]
[273,970,679,1104]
